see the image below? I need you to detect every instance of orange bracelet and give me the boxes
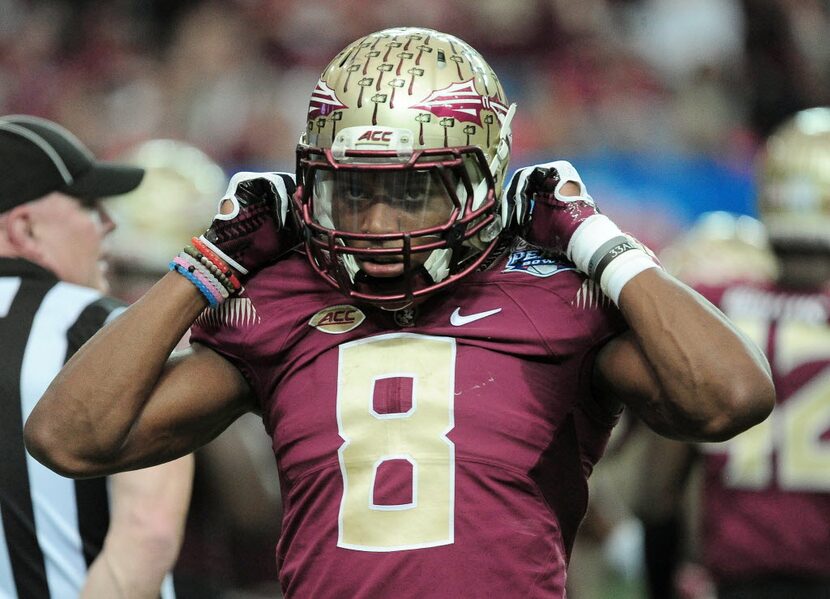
[183,245,235,292]
[191,237,242,291]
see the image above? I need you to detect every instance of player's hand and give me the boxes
[200,171,299,279]
[506,160,598,256]
[506,161,659,304]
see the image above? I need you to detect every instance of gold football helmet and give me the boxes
[757,107,830,251]
[659,211,778,286]
[293,27,516,309]
[106,139,227,299]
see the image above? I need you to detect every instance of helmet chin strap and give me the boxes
[423,248,451,281]
[495,104,517,231]
[351,261,445,311]
[341,253,360,281]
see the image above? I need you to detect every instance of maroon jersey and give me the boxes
[190,243,626,598]
[697,282,830,582]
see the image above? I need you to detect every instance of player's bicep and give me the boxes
[593,331,668,433]
[119,342,255,470]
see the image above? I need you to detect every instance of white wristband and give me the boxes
[566,213,660,305]
[567,214,624,273]
[600,250,660,304]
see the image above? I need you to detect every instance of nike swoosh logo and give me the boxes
[450,307,502,326]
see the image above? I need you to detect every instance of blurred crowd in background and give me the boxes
[2,1,829,598]
[2,0,829,250]
[2,0,828,163]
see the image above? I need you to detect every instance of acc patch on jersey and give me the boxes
[503,242,575,278]
[309,304,366,334]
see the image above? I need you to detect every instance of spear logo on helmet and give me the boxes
[308,80,348,120]
[410,79,509,127]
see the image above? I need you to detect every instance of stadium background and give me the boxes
[4,0,829,250]
[2,0,828,597]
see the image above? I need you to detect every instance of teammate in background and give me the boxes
[635,108,830,599]
[0,116,193,598]
[24,28,773,598]
[107,139,283,597]
[634,211,778,599]
[658,211,779,288]
[106,139,229,303]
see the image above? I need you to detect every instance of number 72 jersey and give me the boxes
[697,282,830,583]
[190,251,627,598]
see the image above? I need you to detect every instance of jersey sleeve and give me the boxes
[189,301,262,400]
[498,270,627,428]
[566,279,628,469]
[537,276,628,358]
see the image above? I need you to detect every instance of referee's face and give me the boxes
[30,192,115,292]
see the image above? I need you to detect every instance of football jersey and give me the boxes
[190,243,627,598]
[696,282,830,582]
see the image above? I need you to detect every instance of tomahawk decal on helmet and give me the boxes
[410,79,510,127]
[308,80,349,120]
[292,27,517,310]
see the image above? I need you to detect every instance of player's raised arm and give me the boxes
[24,173,299,477]
[508,162,775,441]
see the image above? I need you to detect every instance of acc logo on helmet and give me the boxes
[357,130,394,143]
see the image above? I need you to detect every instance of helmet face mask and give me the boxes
[296,142,498,308]
[293,27,515,309]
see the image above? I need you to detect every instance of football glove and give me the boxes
[506,160,660,303]
[200,171,299,278]
[507,160,597,255]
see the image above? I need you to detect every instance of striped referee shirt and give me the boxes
[0,258,174,599]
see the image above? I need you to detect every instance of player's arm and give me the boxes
[593,269,772,440]
[24,173,298,477]
[509,162,774,442]
[25,272,252,476]
[81,456,194,598]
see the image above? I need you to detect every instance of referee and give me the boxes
[0,115,193,598]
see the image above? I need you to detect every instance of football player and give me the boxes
[635,108,830,599]
[24,28,774,598]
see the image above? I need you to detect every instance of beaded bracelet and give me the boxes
[197,234,248,276]
[169,260,220,308]
[171,256,224,306]
[172,255,224,298]
[183,245,236,293]
[192,255,232,297]
[183,245,226,287]
[191,237,242,291]
[179,253,229,299]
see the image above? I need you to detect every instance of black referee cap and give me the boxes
[0,115,145,213]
